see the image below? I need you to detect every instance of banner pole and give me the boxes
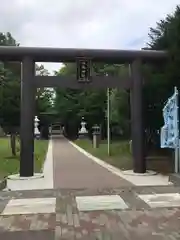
[174,87,179,173]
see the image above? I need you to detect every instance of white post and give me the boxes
[128,64,132,151]
[107,87,110,156]
[175,143,178,173]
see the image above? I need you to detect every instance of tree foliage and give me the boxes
[0,33,20,130]
[143,5,180,147]
[35,64,54,116]
[54,63,130,138]
[0,34,53,132]
[54,63,108,137]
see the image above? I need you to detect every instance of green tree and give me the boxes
[0,33,20,130]
[143,5,180,148]
[54,62,131,138]
[54,63,108,138]
[0,33,20,155]
[0,34,53,152]
[35,64,53,115]
[35,64,54,138]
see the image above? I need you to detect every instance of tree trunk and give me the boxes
[10,133,16,156]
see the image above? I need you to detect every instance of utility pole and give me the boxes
[105,71,110,156]
[107,87,110,155]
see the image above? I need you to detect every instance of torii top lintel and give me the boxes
[0,46,168,63]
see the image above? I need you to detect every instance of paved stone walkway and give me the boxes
[53,136,132,189]
[0,187,180,239]
[1,137,180,239]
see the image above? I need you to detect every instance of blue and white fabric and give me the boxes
[160,88,179,148]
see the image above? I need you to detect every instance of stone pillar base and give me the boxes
[6,173,44,191]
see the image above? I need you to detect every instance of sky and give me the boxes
[0,0,179,73]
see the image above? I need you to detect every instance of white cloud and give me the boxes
[0,0,179,72]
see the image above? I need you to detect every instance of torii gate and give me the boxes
[0,46,168,176]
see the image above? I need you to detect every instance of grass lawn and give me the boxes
[0,137,48,179]
[75,139,173,175]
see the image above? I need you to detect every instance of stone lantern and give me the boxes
[78,117,88,138]
[92,124,101,148]
[34,116,40,139]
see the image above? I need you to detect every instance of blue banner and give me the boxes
[160,87,179,149]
